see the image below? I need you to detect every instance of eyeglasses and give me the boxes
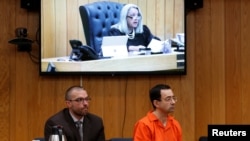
[161,96,177,103]
[68,97,91,103]
[127,15,141,20]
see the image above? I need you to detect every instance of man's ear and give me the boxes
[65,100,71,107]
[153,99,160,108]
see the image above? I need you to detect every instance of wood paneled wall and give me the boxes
[1,0,250,141]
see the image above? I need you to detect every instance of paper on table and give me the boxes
[147,39,173,53]
[147,39,164,52]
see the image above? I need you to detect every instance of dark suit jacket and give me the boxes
[44,108,105,141]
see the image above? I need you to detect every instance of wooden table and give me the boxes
[41,53,183,72]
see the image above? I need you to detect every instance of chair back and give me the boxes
[109,138,133,141]
[33,137,45,141]
[79,1,123,55]
[199,136,208,141]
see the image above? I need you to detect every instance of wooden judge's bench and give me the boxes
[41,52,184,72]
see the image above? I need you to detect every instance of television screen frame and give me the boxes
[39,0,187,76]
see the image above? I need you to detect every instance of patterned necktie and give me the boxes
[76,121,83,141]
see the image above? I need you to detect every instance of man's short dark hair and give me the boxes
[149,84,171,108]
[65,85,84,100]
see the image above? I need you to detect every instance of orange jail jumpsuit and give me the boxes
[133,111,182,141]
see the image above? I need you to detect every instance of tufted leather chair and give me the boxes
[79,1,123,56]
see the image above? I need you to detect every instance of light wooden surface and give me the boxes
[41,53,179,72]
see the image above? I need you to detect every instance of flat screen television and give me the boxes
[40,0,187,76]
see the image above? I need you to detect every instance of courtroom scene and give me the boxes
[41,0,185,75]
[5,0,250,141]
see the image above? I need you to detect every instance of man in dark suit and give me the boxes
[44,86,105,141]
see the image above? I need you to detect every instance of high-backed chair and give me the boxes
[79,1,123,56]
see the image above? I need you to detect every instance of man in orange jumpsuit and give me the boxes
[133,84,182,141]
